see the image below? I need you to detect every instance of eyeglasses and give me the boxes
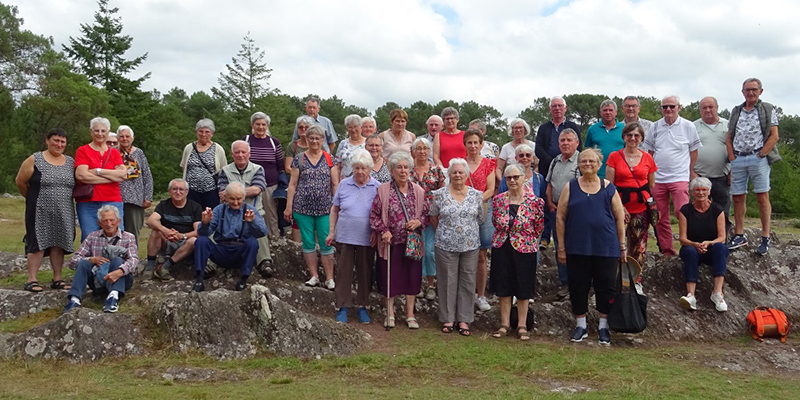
[518,153,532,158]
[506,175,523,181]
[661,104,678,110]
[743,88,761,93]
[297,125,309,130]
[623,104,640,109]
[307,137,322,142]
[624,133,642,138]
[169,187,187,192]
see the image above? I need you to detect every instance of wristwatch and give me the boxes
[757,151,766,158]
[95,168,102,175]
[182,233,187,241]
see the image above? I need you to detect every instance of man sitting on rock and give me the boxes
[142,178,202,282]
[192,182,268,292]
[64,205,138,314]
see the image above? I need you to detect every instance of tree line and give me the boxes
[2,1,800,216]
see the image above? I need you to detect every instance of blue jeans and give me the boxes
[422,225,436,277]
[68,257,133,299]
[730,154,770,194]
[194,236,259,277]
[76,201,124,242]
[680,242,728,283]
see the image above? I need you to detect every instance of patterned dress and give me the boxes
[371,159,391,183]
[336,138,366,178]
[291,152,334,216]
[24,152,75,255]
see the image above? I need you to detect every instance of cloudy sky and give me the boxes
[8,0,800,120]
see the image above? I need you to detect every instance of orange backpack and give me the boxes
[746,307,790,342]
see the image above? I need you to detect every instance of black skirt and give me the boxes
[489,239,538,299]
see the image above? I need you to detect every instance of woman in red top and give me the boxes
[464,128,497,312]
[606,122,657,267]
[433,106,465,169]
[74,117,128,241]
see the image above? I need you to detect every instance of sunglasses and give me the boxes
[518,153,533,158]
[661,104,678,110]
[506,175,523,181]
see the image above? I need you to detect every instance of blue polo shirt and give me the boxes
[584,119,625,178]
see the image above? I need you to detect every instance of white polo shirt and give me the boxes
[642,116,702,184]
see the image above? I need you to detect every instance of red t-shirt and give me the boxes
[439,130,465,168]
[74,144,123,202]
[606,149,657,214]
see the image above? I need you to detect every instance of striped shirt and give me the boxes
[243,135,284,186]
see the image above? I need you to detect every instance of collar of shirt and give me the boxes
[345,177,379,188]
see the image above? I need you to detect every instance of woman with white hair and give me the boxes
[409,137,445,300]
[365,134,391,183]
[430,158,484,336]
[498,144,544,197]
[370,151,429,329]
[243,112,284,238]
[361,116,377,137]
[181,118,227,209]
[326,148,380,324]
[117,125,153,243]
[74,117,128,242]
[496,118,535,182]
[335,114,366,179]
[677,177,729,312]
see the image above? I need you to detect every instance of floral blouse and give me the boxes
[467,157,496,192]
[410,164,445,205]
[291,153,334,216]
[370,183,429,245]
[430,186,484,252]
[491,191,545,253]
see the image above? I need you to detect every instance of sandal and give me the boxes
[50,280,71,290]
[492,325,510,338]
[458,324,471,337]
[517,327,531,341]
[441,324,455,334]
[24,281,43,293]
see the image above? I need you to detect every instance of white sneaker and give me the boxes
[710,292,728,312]
[425,287,436,300]
[325,279,335,290]
[476,296,491,311]
[679,293,697,311]
[305,276,320,287]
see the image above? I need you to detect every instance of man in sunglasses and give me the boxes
[641,96,702,256]
[725,78,780,255]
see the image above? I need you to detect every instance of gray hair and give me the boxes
[350,148,374,170]
[441,106,459,120]
[305,95,321,106]
[700,96,719,107]
[168,178,188,191]
[344,114,363,127]
[468,119,486,132]
[426,115,443,125]
[306,125,325,139]
[550,96,567,107]
[689,177,713,192]
[225,181,246,197]
[366,133,384,145]
[447,157,469,176]
[296,115,315,128]
[250,112,270,125]
[559,128,580,142]
[515,143,534,156]
[107,132,117,139]
[600,99,617,111]
[623,96,640,105]
[97,204,121,220]
[362,116,376,125]
[412,137,432,152]
[387,151,414,170]
[196,118,216,132]
[507,118,531,137]
[116,125,134,138]
[743,77,763,90]
[231,140,250,153]
[504,162,526,177]
[580,148,604,164]
[90,117,111,131]
[661,95,680,105]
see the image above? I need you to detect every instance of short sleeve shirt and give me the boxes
[499,140,535,162]
[430,187,484,252]
[733,106,780,154]
[606,150,657,214]
[154,199,202,233]
[332,177,380,246]
[642,117,702,183]
[74,144,123,202]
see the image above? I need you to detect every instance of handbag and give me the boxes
[73,147,113,200]
[617,150,659,225]
[608,260,648,333]
[394,181,423,261]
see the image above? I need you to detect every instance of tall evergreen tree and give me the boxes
[0,3,53,95]
[212,32,273,114]
[62,0,149,94]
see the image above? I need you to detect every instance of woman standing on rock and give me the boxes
[117,125,153,243]
[15,128,75,293]
[180,118,227,210]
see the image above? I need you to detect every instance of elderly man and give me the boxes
[423,115,443,163]
[193,182,268,292]
[63,205,138,314]
[622,96,653,133]
[535,96,582,247]
[693,97,731,233]
[545,128,581,299]
[642,96,702,256]
[142,178,202,282]
[291,95,338,152]
[726,78,780,255]
[468,119,500,160]
[584,99,625,178]
[218,140,273,277]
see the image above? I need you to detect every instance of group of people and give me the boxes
[15,79,778,345]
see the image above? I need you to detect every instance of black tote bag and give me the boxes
[608,260,648,333]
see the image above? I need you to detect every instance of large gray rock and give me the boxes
[0,289,64,321]
[0,308,144,361]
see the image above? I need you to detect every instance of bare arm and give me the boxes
[245,185,262,198]
[330,165,340,197]
[326,205,339,246]
[432,134,443,167]
[75,164,127,184]
[689,149,699,181]
[15,155,34,198]
[495,158,507,184]
[726,131,736,162]
[556,183,570,264]
[648,172,655,189]
[429,215,439,230]
[285,156,294,173]
[546,183,556,212]
[677,210,691,246]
[761,126,780,155]
[605,165,616,185]
[482,172,496,202]
[609,187,627,259]
[284,168,300,221]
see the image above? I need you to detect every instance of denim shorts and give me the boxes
[479,201,495,249]
[730,154,770,195]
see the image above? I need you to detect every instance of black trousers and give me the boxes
[566,254,617,315]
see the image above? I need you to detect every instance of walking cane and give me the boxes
[385,242,393,331]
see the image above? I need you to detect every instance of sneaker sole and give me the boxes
[570,333,588,343]
[727,242,747,250]
[679,298,697,311]
[599,340,611,346]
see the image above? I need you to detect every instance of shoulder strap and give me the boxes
[323,151,333,168]
[192,142,216,175]
[245,135,250,143]
[393,180,412,223]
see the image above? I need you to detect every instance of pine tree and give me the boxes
[212,32,274,114]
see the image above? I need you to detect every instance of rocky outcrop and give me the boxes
[0,289,64,321]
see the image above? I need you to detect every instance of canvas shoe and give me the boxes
[711,292,728,312]
[140,268,154,281]
[191,281,205,293]
[153,266,174,282]
[62,299,81,314]
[357,307,370,324]
[598,328,611,346]
[679,293,697,311]
[425,287,436,300]
[727,234,747,250]
[324,279,336,291]
[305,276,320,287]
[756,236,770,256]
[570,326,588,342]
[336,307,348,323]
[476,296,491,312]
[103,297,119,313]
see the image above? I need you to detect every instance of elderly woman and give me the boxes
[380,109,415,159]
[15,128,75,292]
[410,137,446,300]
[361,116,377,138]
[557,148,626,346]
[116,125,153,243]
[370,151,429,329]
[284,115,314,243]
[433,106,466,169]
[606,122,657,270]
[365,133,391,183]
[243,112,284,238]
[285,125,340,290]
[336,114,366,179]
[74,117,128,242]
[463,128,497,312]
[430,158,484,336]
[497,118,535,182]
[498,144,545,197]
[326,149,380,324]
[106,132,118,148]
[181,118,227,210]
[490,163,545,340]
[678,177,729,312]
